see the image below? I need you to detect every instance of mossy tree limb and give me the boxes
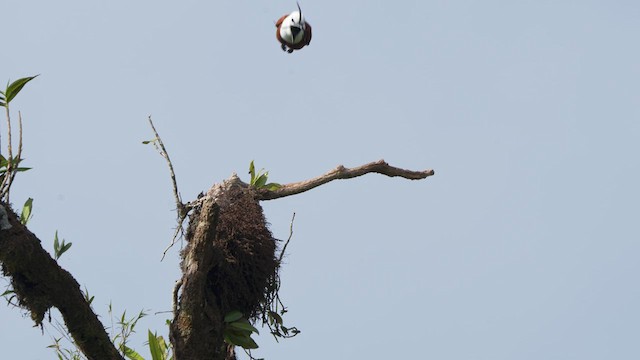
[0,202,124,360]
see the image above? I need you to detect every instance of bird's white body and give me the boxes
[276,4,312,53]
[279,11,306,44]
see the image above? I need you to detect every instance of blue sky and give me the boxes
[2,1,640,359]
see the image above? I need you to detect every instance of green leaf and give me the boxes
[5,75,38,104]
[148,330,163,360]
[264,183,281,191]
[1,289,15,297]
[249,160,256,183]
[53,230,72,260]
[224,310,243,323]
[83,286,94,305]
[156,336,168,358]
[254,173,268,188]
[123,345,146,360]
[229,321,259,335]
[54,231,60,255]
[224,331,259,349]
[20,197,33,225]
[61,242,73,254]
[0,157,27,172]
[268,311,283,325]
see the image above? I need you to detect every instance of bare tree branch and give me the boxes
[146,116,192,259]
[161,213,188,261]
[6,107,12,165]
[278,212,295,265]
[256,159,434,201]
[146,116,186,218]
[17,111,23,167]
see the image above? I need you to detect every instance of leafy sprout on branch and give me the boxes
[0,75,38,203]
[248,161,281,191]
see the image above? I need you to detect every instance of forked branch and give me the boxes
[256,159,434,201]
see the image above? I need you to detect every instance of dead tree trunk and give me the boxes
[169,160,434,360]
[170,175,277,359]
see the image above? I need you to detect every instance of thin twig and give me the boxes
[0,105,10,200]
[45,318,87,360]
[4,112,24,203]
[146,116,192,259]
[161,212,189,261]
[257,159,435,201]
[147,116,185,218]
[17,111,23,165]
[0,107,22,203]
[6,105,12,163]
[278,212,296,265]
[1,102,7,151]
[4,102,11,162]
[4,105,12,205]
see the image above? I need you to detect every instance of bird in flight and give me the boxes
[275,2,312,53]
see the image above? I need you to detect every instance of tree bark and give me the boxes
[171,175,276,360]
[0,203,123,360]
[256,159,434,200]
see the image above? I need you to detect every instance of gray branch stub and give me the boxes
[0,205,12,230]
